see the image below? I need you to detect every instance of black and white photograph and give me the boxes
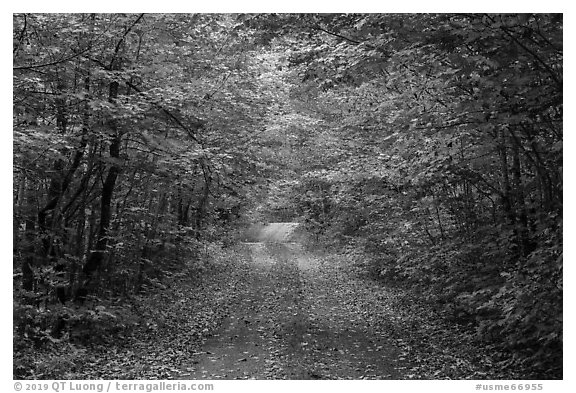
[11,8,564,387]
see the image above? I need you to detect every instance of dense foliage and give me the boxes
[13,13,562,379]
[12,13,276,376]
[263,14,562,378]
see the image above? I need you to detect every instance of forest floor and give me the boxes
[21,224,510,380]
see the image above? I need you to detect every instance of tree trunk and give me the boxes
[77,75,122,299]
[22,177,36,291]
[81,128,121,278]
[497,128,515,225]
[509,129,530,256]
[178,196,191,227]
[194,172,211,238]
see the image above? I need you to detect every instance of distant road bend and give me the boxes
[250,222,300,243]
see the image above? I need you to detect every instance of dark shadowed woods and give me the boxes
[13,13,562,380]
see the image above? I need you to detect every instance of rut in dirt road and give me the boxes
[176,223,406,380]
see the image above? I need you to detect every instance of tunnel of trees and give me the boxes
[13,13,562,379]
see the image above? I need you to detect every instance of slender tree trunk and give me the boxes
[509,130,529,255]
[423,209,436,245]
[435,204,445,240]
[520,125,554,211]
[497,128,515,225]
[81,131,121,277]
[22,177,36,291]
[178,197,191,227]
[78,72,122,298]
[194,172,211,238]
[14,172,27,254]
[78,14,143,295]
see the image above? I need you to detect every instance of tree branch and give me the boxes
[309,24,392,58]
[483,14,562,90]
[108,13,145,70]
[124,80,205,145]
[13,13,27,56]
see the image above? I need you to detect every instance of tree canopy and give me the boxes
[13,13,562,379]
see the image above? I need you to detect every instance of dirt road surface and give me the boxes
[176,223,406,379]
